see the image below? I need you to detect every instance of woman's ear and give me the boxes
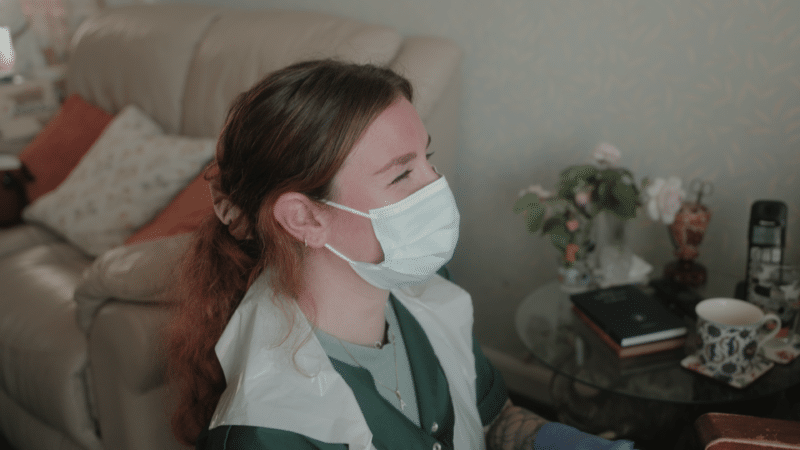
[273,192,329,248]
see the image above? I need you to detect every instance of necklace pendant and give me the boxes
[395,390,405,411]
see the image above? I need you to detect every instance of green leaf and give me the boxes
[513,193,539,213]
[548,223,571,250]
[513,194,546,233]
[549,233,568,251]
[561,165,598,183]
[558,165,597,199]
[611,183,638,218]
[541,217,562,233]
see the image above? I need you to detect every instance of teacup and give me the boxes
[695,298,781,376]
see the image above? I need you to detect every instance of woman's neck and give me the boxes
[297,249,389,347]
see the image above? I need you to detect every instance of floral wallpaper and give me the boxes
[162,0,800,353]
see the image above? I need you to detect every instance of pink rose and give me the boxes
[574,191,591,206]
[566,219,579,232]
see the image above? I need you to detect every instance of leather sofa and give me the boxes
[0,4,462,449]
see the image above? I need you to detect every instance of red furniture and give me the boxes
[695,412,800,449]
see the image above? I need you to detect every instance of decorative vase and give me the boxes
[664,202,711,287]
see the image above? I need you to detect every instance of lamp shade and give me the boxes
[0,26,13,75]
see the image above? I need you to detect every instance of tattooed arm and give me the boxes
[485,399,549,450]
[484,400,637,450]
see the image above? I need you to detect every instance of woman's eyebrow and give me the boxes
[373,135,430,175]
[374,152,416,175]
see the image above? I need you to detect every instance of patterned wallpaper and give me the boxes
[162,0,800,352]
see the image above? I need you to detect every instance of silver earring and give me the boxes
[304,238,307,247]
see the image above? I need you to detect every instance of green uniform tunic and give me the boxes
[197,295,508,449]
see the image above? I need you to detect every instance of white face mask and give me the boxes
[324,176,460,290]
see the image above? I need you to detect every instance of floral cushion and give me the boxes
[124,172,214,245]
[22,105,215,256]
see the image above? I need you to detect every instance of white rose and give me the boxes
[645,176,685,224]
[519,184,552,199]
[593,142,621,166]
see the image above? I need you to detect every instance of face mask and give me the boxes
[324,176,460,290]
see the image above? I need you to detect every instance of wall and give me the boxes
[161,0,800,355]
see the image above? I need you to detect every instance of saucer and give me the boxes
[761,331,800,364]
[680,353,774,389]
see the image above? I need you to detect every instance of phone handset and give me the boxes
[745,200,788,297]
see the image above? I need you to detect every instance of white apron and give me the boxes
[210,272,485,450]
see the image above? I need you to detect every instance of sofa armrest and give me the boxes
[88,299,190,449]
[74,233,192,333]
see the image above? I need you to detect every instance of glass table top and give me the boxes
[514,274,800,405]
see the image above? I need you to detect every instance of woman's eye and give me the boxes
[389,153,433,185]
[390,170,411,185]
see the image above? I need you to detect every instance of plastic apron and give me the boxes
[210,272,485,450]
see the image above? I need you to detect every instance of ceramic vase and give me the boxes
[664,202,711,287]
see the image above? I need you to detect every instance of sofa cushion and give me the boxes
[124,172,213,245]
[0,223,61,259]
[0,243,98,449]
[66,3,221,134]
[22,105,215,257]
[17,93,114,202]
[181,8,402,137]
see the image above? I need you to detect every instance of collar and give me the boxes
[210,272,484,450]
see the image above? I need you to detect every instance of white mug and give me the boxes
[695,298,781,377]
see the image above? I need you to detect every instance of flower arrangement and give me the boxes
[513,143,642,268]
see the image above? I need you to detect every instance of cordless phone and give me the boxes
[744,200,788,296]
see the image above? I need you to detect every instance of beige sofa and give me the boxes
[0,4,462,449]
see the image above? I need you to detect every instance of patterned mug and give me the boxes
[695,298,781,376]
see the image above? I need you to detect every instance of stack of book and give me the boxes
[570,285,688,358]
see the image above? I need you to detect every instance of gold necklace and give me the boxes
[337,329,405,411]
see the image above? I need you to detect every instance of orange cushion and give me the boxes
[18,94,114,202]
[125,173,213,245]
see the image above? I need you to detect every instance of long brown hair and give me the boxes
[166,60,413,445]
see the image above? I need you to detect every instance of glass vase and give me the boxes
[591,212,633,287]
[558,259,594,293]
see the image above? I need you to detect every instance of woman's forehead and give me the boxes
[343,98,426,173]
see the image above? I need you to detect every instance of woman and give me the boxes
[168,60,635,450]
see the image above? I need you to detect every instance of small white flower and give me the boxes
[519,184,552,199]
[593,142,621,166]
[645,176,685,224]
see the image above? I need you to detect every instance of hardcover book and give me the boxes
[572,306,686,359]
[570,285,688,348]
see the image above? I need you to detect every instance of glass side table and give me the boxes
[515,273,800,444]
